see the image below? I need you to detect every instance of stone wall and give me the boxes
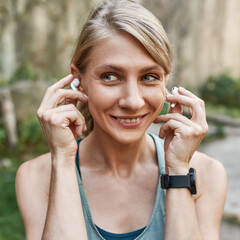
[141,0,240,88]
[0,0,239,88]
[0,0,95,79]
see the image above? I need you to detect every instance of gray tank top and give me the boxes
[75,133,166,239]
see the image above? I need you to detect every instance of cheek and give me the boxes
[145,87,165,113]
[87,85,120,116]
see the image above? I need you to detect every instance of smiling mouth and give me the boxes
[112,114,147,123]
[117,117,141,123]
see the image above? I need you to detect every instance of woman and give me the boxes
[16,0,227,239]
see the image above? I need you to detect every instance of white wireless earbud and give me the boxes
[70,78,80,91]
[171,87,179,108]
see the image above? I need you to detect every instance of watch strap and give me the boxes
[161,168,197,194]
[168,175,191,188]
[161,174,191,189]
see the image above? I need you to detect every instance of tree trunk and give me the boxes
[0,88,18,147]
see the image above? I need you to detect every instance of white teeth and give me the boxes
[117,117,141,123]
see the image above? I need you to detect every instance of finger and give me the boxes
[51,74,74,91]
[178,87,206,118]
[62,86,77,105]
[178,87,199,99]
[170,102,183,114]
[64,94,78,106]
[64,98,78,106]
[50,104,86,127]
[58,111,84,137]
[166,92,205,122]
[47,109,86,136]
[154,113,194,127]
[41,104,87,132]
[154,111,208,140]
[159,119,187,139]
[40,74,74,105]
[40,89,88,112]
[56,89,88,106]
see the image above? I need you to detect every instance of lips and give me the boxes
[112,114,147,124]
[117,117,141,123]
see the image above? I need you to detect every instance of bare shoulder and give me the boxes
[190,151,227,199]
[15,152,52,237]
[16,152,52,194]
[189,152,227,237]
[191,151,226,174]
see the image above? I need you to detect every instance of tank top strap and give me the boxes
[75,138,82,180]
[148,133,166,175]
[75,135,166,239]
[75,134,165,177]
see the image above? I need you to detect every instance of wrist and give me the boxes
[51,153,76,169]
[166,166,189,175]
[161,168,197,194]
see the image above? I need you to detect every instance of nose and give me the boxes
[118,80,145,111]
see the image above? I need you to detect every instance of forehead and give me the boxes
[87,32,159,70]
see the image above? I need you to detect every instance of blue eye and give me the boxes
[102,74,118,82]
[142,75,159,81]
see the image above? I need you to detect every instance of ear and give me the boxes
[70,64,85,93]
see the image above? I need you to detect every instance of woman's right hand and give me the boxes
[37,74,88,159]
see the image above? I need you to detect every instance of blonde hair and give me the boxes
[71,0,173,136]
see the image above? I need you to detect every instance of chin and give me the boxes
[107,129,148,145]
[93,115,154,145]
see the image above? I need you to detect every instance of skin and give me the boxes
[15,32,227,240]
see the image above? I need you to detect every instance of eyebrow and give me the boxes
[139,65,164,74]
[96,64,124,73]
[95,64,164,74]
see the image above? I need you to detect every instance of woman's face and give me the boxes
[81,32,167,144]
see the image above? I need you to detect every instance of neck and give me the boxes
[83,128,155,178]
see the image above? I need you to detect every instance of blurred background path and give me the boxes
[199,127,240,220]
[200,127,240,239]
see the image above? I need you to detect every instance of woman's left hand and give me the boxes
[153,87,208,174]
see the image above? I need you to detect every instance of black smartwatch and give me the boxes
[161,168,197,194]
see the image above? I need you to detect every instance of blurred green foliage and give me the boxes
[17,117,49,154]
[0,118,48,239]
[19,117,44,144]
[0,167,25,240]
[201,72,240,108]
[205,103,240,119]
[0,119,7,157]
[0,117,49,158]
[0,120,7,144]
[9,62,52,83]
[159,99,170,115]
[10,62,38,82]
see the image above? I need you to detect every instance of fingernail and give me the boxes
[83,124,87,132]
[167,94,173,97]
[83,94,88,99]
[66,74,73,78]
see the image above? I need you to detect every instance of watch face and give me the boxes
[189,168,197,194]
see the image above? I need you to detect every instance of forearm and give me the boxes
[42,157,87,240]
[164,168,202,240]
[165,189,202,240]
